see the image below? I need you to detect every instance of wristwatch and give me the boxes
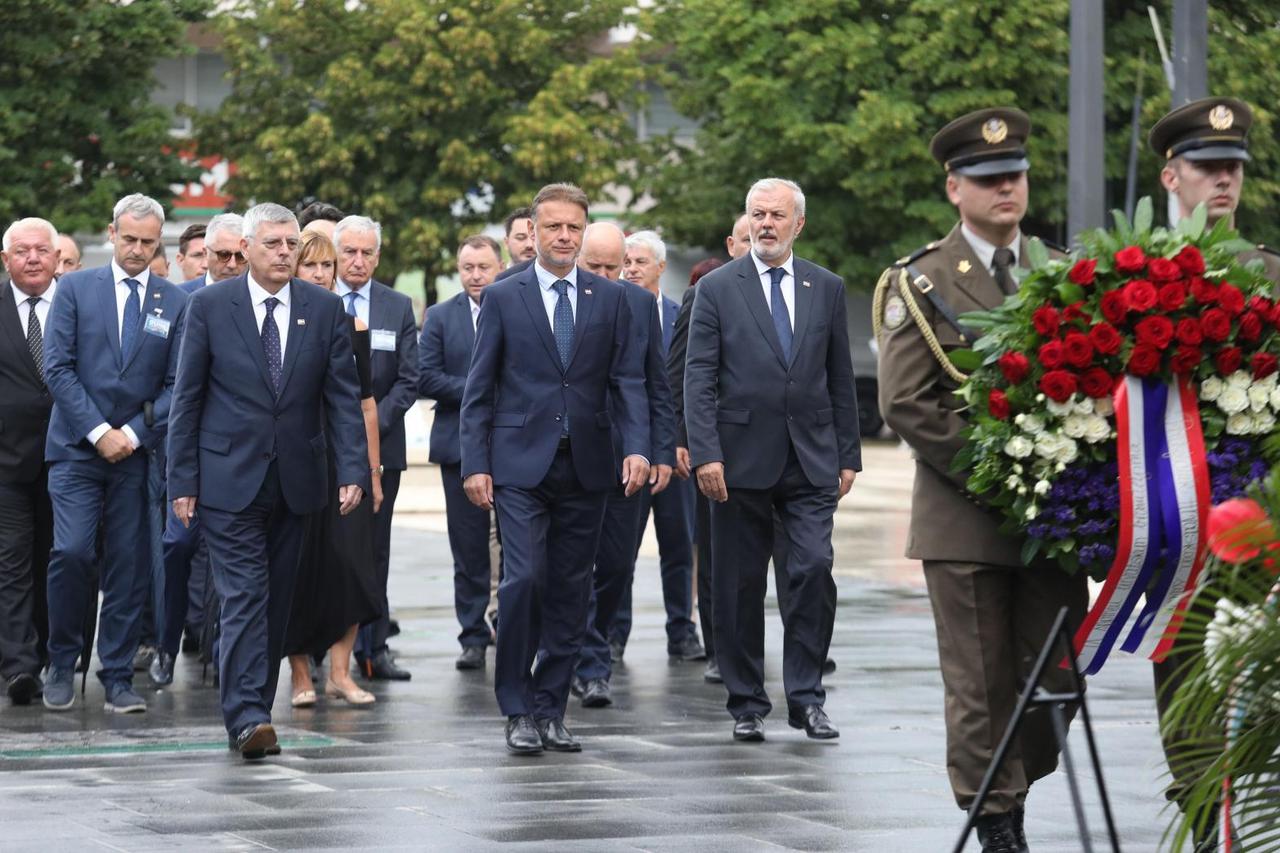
[371,465,384,476]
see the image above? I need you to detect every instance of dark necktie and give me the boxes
[262,296,282,392]
[120,278,141,355]
[768,267,793,362]
[345,292,358,318]
[993,247,1017,295]
[552,280,574,368]
[25,296,44,380]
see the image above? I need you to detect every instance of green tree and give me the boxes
[199,0,648,287]
[0,0,205,232]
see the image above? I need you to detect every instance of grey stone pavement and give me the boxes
[0,442,1185,851]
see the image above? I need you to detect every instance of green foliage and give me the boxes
[199,0,647,284]
[0,0,205,233]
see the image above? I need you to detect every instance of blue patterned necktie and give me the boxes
[768,267,792,362]
[120,278,141,355]
[345,291,358,318]
[552,279,574,368]
[262,296,282,392]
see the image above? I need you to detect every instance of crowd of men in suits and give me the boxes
[0,176,860,763]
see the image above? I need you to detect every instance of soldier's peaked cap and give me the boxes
[930,107,1031,177]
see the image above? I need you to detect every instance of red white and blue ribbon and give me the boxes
[1072,376,1211,675]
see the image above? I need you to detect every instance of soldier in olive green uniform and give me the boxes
[874,108,1088,853]
[1149,97,1280,841]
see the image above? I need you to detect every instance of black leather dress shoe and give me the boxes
[703,660,723,683]
[388,618,401,638]
[455,646,485,670]
[581,678,612,708]
[227,731,280,756]
[149,652,175,686]
[822,657,837,675]
[733,713,765,742]
[667,635,707,662]
[366,650,411,681]
[505,715,543,755]
[569,675,586,697]
[537,717,581,752]
[975,812,1022,853]
[788,704,839,740]
[232,723,278,760]
[6,672,41,705]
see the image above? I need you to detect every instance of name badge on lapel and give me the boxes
[143,314,171,339]
[370,329,396,352]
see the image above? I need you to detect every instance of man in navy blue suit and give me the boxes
[168,203,368,760]
[460,183,650,755]
[42,194,187,714]
[420,234,504,670]
[333,215,419,682]
[686,178,861,743]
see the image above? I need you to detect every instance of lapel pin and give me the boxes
[802,280,811,288]
[957,259,972,274]
[584,289,592,295]
[152,293,161,299]
[297,318,306,326]
[153,308,163,315]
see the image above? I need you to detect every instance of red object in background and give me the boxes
[1207,498,1277,564]
[171,153,236,215]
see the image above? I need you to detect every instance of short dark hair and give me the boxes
[178,224,206,255]
[297,201,345,228]
[457,234,503,260]
[503,207,532,235]
[530,184,589,221]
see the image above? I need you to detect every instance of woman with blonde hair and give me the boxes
[284,231,383,706]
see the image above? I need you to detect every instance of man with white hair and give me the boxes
[187,213,246,291]
[333,215,420,681]
[42,194,188,714]
[0,218,60,704]
[685,178,860,743]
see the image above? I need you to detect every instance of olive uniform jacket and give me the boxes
[876,223,1059,566]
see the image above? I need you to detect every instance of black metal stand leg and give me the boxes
[1050,700,1093,853]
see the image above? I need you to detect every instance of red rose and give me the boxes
[1115,246,1147,274]
[1127,344,1161,376]
[1063,302,1091,324]
[988,389,1010,420]
[1215,346,1243,375]
[1171,345,1202,375]
[1032,305,1061,337]
[1068,259,1097,286]
[1100,290,1129,324]
[1135,315,1175,350]
[1039,369,1078,403]
[1124,279,1158,312]
[1038,339,1066,369]
[1148,257,1181,282]
[1088,322,1123,355]
[1190,276,1218,304]
[1207,498,1275,563]
[1062,332,1094,368]
[1252,352,1279,380]
[1200,307,1232,342]
[998,351,1031,384]
[1175,318,1203,346]
[1249,296,1272,315]
[1080,367,1115,398]
[1239,311,1264,342]
[1174,245,1206,276]
[1157,282,1188,312]
[1218,282,1246,315]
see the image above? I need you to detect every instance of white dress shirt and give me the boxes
[11,279,56,335]
[534,261,578,327]
[248,273,291,355]
[469,295,481,332]
[87,264,151,448]
[752,251,796,332]
[961,223,1021,276]
[335,279,370,327]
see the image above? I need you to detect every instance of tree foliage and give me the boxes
[0,0,204,233]
[199,0,647,284]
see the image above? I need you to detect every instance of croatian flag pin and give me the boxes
[802,280,812,288]
[297,318,306,326]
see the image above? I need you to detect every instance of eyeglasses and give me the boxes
[213,250,246,264]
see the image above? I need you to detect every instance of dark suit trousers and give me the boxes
[200,463,307,736]
[440,463,493,648]
[710,447,838,719]
[159,497,204,655]
[359,468,401,656]
[0,473,52,678]
[576,487,644,681]
[493,448,607,718]
[46,455,149,687]
[694,489,714,660]
[922,559,1088,814]
[612,477,697,649]
[140,448,166,646]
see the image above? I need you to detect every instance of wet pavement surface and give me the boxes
[0,443,1180,851]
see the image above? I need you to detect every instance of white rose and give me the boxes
[1094,396,1115,417]
[1034,432,1060,459]
[1017,486,1028,495]
[1269,387,1280,411]
[1020,414,1046,435]
[1259,372,1278,391]
[1228,370,1252,390]
[1253,411,1276,434]
[1026,505,1038,521]
[1073,396,1094,415]
[1012,463,1024,474]
[1056,437,1080,465]
[1005,475,1022,491]
[1084,415,1112,444]
[1034,480,1051,496]
[1004,436,1034,459]
[1249,385,1270,413]
[1062,414,1088,439]
[1226,413,1253,435]
[1045,396,1075,417]
[1218,386,1250,415]
[1199,375,1224,402]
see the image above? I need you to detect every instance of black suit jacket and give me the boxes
[685,254,861,489]
[363,280,419,471]
[0,285,52,483]
[419,291,476,466]
[666,285,696,450]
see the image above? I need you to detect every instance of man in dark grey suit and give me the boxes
[333,215,419,681]
[685,178,860,743]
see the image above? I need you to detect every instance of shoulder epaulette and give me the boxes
[893,241,941,269]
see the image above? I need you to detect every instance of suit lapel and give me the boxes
[458,293,476,351]
[734,258,788,369]
[96,269,123,368]
[944,225,1004,311]
[121,279,168,372]
[565,274,597,370]
[661,296,675,354]
[517,271,564,371]
[788,262,815,368]
[277,279,310,397]
[0,286,41,383]
[229,277,278,396]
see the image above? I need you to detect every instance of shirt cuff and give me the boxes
[87,423,111,446]
[121,425,141,449]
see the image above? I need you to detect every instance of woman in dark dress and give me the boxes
[285,231,383,706]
